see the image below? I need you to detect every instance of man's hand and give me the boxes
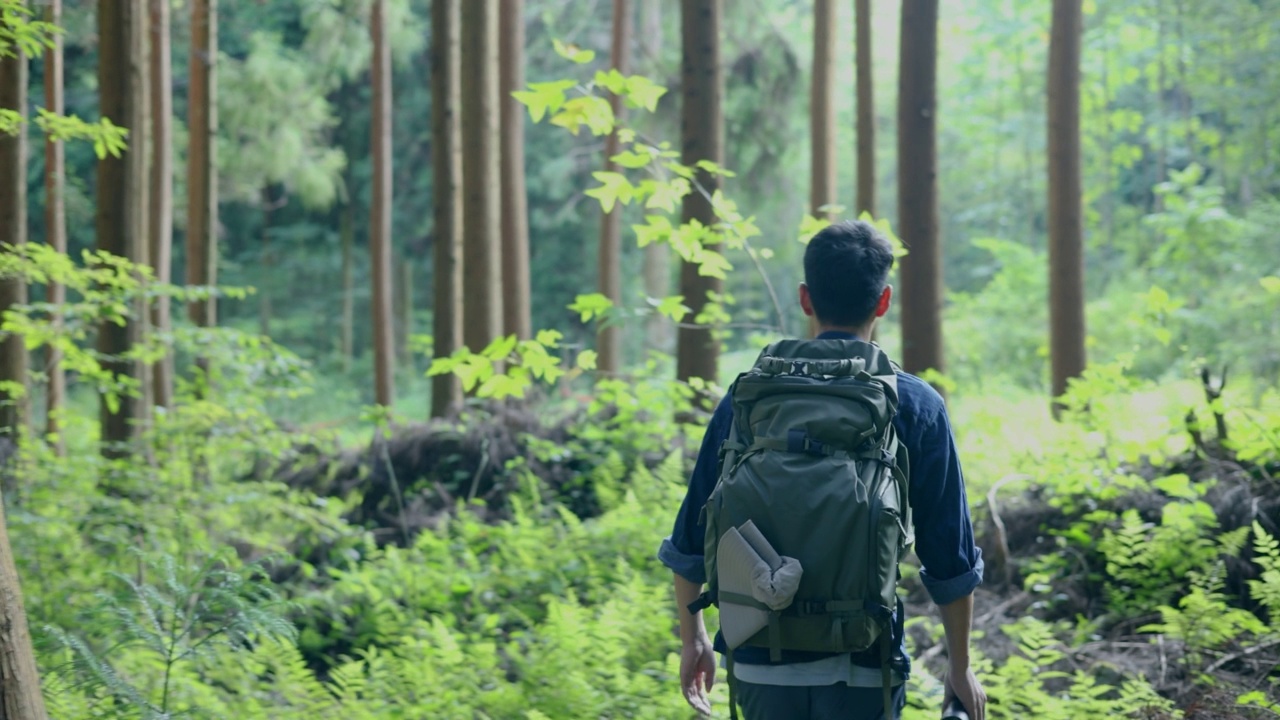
[944,663,986,720]
[680,633,716,715]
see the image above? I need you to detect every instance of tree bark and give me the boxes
[370,0,396,407]
[640,0,671,355]
[896,0,944,386]
[597,0,632,375]
[148,0,173,410]
[499,0,531,342]
[1048,0,1086,411]
[97,0,148,454]
[0,495,48,720]
[810,0,836,219]
[187,0,217,371]
[855,0,875,217]
[0,39,28,442]
[460,0,502,353]
[397,258,413,370]
[675,0,724,389]
[430,0,463,417]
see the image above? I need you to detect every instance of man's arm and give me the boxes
[939,593,985,720]
[675,574,715,715]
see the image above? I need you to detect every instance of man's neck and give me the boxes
[814,323,874,340]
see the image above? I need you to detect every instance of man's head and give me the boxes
[799,220,894,334]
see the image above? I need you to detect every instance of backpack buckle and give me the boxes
[787,429,827,456]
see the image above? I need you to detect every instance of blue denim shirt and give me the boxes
[658,332,984,674]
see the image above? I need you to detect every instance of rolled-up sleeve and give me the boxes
[657,395,734,585]
[905,386,984,607]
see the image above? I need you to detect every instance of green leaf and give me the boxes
[568,293,614,323]
[553,39,596,64]
[535,329,563,348]
[1261,277,1280,294]
[652,295,690,323]
[584,171,633,214]
[576,350,598,371]
[610,150,653,170]
[622,75,667,112]
[513,80,576,123]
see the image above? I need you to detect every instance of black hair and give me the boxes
[802,220,895,327]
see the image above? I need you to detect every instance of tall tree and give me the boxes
[0,498,48,720]
[597,0,631,375]
[149,0,174,409]
[97,0,147,452]
[187,0,217,375]
[640,0,671,355]
[0,33,26,441]
[810,0,836,219]
[498,0,531,341]
[460,0,502,353]
[675,0,724,388]
[1048,0,1085,411]
[855,0,875,217]
[43,0,66,451]
[430,0,463,417]
[897,0,944,384]
[370,0,396,407]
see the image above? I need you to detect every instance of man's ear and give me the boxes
[874,286,892,318]
[799,283,815,317]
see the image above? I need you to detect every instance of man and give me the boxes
[658,220,987,720]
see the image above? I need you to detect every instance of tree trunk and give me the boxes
[340,200,355,374]
[430,0,463,417]
[1048,0,1086,412]
[597,0,631,375]
[97,0,148,454]
[148,0,173,410]
[0,496,48,720]
[675,0,724,389]
[640,0,671,355]
[810,0,836,219]
[370,0,396,407]
[43,1,67,453]
[499,0,531,342]
[896,0,944,385]
[855,0,875,217]
[461,0,502,353]
[187,0,217,373]
[0,39,28,442]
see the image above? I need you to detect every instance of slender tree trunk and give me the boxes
[1048,0,1086,413]
[597,0,632,375]
[148,0,173,410]
[187,0,217,375]
[258,186,273,337]
[810,0,836,219]
[0,497,48,720]
[640,0,671,355]
[461,0,502,353]
[499,0,531,341]
[855,0,875,218]
[97,0,147,455]
[897,0,944,386]
[0,40,27,442]
[430,0,463,417]
[370,0,396,407]
[44,1,68,452]
[675,0,724,390]
[340,201,355,373]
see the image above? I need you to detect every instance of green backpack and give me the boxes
[698,338,913,715]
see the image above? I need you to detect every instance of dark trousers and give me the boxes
[735,680,907,720]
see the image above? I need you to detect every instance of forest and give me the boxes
[1,0,1279,717]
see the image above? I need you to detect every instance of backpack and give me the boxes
[696,338,913,716]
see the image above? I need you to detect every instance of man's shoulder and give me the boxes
[893,371,948,429]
